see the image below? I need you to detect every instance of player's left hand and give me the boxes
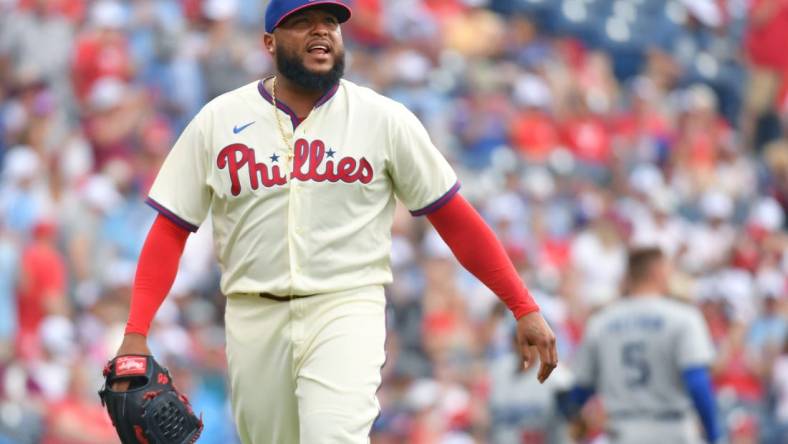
[516,311,558,383]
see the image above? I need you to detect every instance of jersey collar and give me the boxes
[257,77,340,129]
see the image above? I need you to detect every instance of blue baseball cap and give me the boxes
[265,0,352,33]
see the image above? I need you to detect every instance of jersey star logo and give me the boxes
[270,153,280,163]
[326,148,336,158]
[233,121,255,134]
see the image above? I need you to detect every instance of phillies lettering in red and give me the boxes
[217,138,373,196]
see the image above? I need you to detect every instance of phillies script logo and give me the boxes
[217,138,373,196]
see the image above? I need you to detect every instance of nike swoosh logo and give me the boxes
[233,121,255,134]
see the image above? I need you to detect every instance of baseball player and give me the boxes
[566,247,720,444]
[109,1,558,443]
[489,332,573,444]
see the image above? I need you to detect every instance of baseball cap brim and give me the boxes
[268,1,352,33]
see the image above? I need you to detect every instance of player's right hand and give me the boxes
[515,312,558,383]
[111,333,151,391]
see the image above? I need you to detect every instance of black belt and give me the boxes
[258,292,316,301]
[609,410,685,421]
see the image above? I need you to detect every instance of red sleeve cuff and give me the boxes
[512,298,541,320]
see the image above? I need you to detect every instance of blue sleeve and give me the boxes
[556,386,595,419]
[682,367,720,443]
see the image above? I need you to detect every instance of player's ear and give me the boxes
[263,33,275,55]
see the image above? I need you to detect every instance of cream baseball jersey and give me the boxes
[146,78,459,296]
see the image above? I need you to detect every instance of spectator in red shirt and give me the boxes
[344,0,386,47]
[613,77,673,165]
[673,84,732,192]
[510,74,560,163]
[743,0,788,148]
[81,77,146,169]
[16,220,68,361]
[746,0,788,77]
[423,0,467,22]
[560,92,612,165]
[17,0,86,23]
[42,363,117,444]
[71,0,133,103]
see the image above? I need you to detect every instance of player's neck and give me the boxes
[627,285,664,298]
[270,75,329,118]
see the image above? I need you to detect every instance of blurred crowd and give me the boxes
[0,0,787,443]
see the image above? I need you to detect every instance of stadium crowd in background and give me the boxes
[0,0,786,443]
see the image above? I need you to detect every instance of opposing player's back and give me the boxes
[570,247,719,444]
[577,297,713,416]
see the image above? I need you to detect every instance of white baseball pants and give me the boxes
[224,285,386,444]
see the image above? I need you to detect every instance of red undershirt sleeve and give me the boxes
[124,213,190,336]
[425,193,539,319]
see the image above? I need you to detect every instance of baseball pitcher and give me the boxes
[102,1,558,443]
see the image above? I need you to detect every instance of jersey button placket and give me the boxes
[287,181,299,292]
[286,126,302,295]
[285,154,304,346]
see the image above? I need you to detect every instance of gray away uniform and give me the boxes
[573,296,715,444]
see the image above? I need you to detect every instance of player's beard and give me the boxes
[276,43,345,93]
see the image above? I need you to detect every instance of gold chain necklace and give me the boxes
[271,76,295,163]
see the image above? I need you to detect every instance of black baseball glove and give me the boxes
[99,355,203,444]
